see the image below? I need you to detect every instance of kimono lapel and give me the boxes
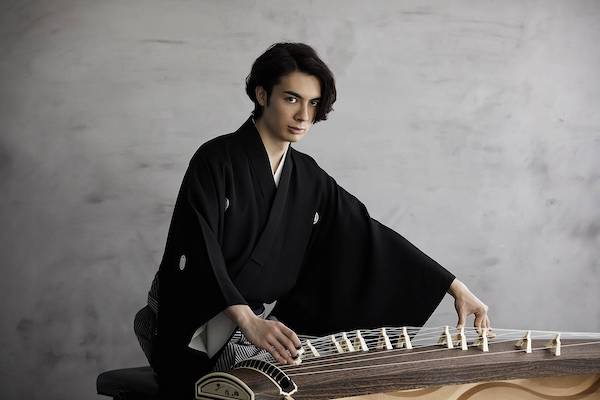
[249,147,292,266]
[238,117,277,203]
[236,116,294,267]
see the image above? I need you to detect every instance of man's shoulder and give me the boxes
[198,132,234,156]
[290,147,330,183]
[189,129,238,167]
[290,147,319,170]
[190,118,256,165]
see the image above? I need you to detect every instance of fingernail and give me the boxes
[292,353,299,359]
[295,345,302,350]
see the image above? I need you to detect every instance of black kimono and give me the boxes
[152,116,455,397]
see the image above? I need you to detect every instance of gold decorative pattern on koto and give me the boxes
[336,374,600,399]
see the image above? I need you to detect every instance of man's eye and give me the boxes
[311,101,320,107]
[286,97,297,103]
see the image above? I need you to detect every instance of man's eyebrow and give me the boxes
[283,90,321,100]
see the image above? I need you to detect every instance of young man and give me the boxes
[135,42,491,398]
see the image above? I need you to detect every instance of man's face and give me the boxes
[255,71,321,144]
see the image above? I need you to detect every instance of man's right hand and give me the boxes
[225,304,301,364]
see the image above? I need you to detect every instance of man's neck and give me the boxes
[254,118,290,174]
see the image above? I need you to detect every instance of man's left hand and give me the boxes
[448,278,492,334]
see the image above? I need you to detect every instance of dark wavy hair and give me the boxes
[245,42,337,123]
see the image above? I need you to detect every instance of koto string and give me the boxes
[298,326,478,350]
[281,335,526,372]
[301,326,463,352]
[289,328,542,357]
[290,326,488,355]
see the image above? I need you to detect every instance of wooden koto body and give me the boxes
[194,327,600,400]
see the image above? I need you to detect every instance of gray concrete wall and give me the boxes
[1,1,599,399]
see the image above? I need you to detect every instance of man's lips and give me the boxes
[288,126,306,133]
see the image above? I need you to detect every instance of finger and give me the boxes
[473,312,484,334]
[281,324,302,350]
[279,325,302,357]
[481,313,488,330]
[267,341,288,364]
[485,316,496,338]
[456,309,467,330]
[274,332,297,362]
[265,336,288,363]
[479,306,490,331]
[268,347,286,364]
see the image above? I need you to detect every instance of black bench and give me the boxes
[96,366,159,400]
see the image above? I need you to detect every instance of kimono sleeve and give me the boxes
[273,169,455,336]
[184,153,247,308]
[157,151,246,345]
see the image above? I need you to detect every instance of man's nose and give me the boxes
[295,102,309,121]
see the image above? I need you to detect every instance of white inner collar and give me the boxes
[273,146,288,187]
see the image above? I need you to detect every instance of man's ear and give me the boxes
[255,86,266,107]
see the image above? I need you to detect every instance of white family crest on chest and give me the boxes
[224,197,230,212]
[313,211,319,225]
[179,254,186,271]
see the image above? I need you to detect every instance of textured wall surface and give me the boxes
[1,1,599,399]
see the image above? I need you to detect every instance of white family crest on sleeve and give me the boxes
[224,197,230,212]
[179,254,186,271]
[313,211,319,225]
